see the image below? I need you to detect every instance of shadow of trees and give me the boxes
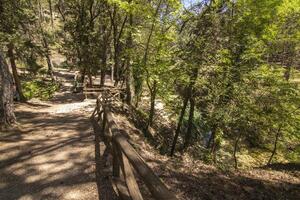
[150,161,300,200]
[0,108,112,199]
[94,125,118,200]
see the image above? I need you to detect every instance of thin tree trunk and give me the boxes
[142,0,162,67]
[147,80,157,128]
[125,9,134,105]
[170,95,189,156]
[0,51,16,127]
[100,70,105,87]
[111,65,114,82]
[183,97,195,149]
[48,0,54,28]
[38,1,55,81]
[206,126,216,149]
[80,68,86,84]
[7,43,26,101]
[267,127,282,165]
[41,33,54,81]
[88,72,93,87]
[45,52,54,81]
[182,67,198,150]
[111,10,127,86]
[38,1,44,21]
[233,131,242,169]
[100,43,107,87]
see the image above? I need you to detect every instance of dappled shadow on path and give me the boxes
[50,92,85,104]
[0,109,98,200]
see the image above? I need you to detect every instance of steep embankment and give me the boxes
[111,101,300,200]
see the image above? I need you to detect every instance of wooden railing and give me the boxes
[91,89,177,200]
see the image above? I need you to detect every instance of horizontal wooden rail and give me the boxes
[91,90,177,200]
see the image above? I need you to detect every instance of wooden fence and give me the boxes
[91,89,177,200]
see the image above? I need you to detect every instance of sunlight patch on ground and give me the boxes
[51,100,96,114]
[19,194,34,200]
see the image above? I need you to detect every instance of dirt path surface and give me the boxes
[0,70,114,200]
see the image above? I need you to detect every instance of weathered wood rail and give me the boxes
[91,89,177,200]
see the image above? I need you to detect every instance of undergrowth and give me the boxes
[22,79,60,100]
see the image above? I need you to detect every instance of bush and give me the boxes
[22,80,59,100]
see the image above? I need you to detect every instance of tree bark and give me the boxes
[80,68,86,84]
[100,41,108,87]
[110,9,127,86]
[125,10,134,105]
[48,0,54,28]
[147,80,157,128]
[100,69,106,87]
[7,43,26,102]
[183,97,195,149]
[0,51,16,127]
[38,2,55,81]
[170,95,189,156]
[45,52,55,81]
[88,72,93,87]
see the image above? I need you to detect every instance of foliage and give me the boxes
[23,80,59,100]
[0,0,299,168]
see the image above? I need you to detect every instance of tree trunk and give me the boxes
[100,45,107,87]
[125,11,134,105]
[38,0,55,81]
[80,68,86,84]
[7,43,26,102]
[41,35,54,81]
[206,126,217,149]
[45,53,54,81]
[111,12,127,87]
[88,72,93,87]
[267,127,281,165]
[0,51,16,127]
[48,0,54,28]
[147,80,157,128]
[111,65,114,82]
[170,95,189,156]
[100,70,105,87]
[233,131,242,169]
[183,97,195,149]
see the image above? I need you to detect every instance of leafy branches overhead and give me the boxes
[0,0,299,168]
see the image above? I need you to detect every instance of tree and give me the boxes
[7,43,26,101]
[0,51,16,127]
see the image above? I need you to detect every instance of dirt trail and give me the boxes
[0,70,114,200]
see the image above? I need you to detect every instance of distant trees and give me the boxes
[0,0,59,126]
[168,0,300,167]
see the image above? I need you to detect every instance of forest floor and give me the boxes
[0,69,299,200]
[0,69,116,200]
[111,102,300,200]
